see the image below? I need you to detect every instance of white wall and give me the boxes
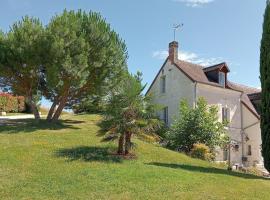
[148,64,262,167]
[196,83,243,164]
[147,60,194,125]
[242,105,262,166]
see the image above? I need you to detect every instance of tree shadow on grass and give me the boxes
[96,120,110,137]
[0,118,81,134]
[55,146,123,163]
[146,162,266,180]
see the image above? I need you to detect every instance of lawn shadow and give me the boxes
[146,162,265,180]
[0,118,81,134]
[96,120,110,137]
[55,146,123,163]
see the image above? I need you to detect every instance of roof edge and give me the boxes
[241,100,260,120]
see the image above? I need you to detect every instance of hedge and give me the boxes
[0,93,26,113]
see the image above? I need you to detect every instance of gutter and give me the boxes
[240,92,245,164]
[194,82,197,108]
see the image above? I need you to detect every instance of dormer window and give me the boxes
[219,72,225,87]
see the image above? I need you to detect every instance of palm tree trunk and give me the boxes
[124,132,132,155]
[118,134,124,154]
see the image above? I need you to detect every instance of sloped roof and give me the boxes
[226,82,261,119]
[174,60,222,87]
[248,92,261,101]
[227,82,261,95]
[146,57,260,118]
[203,62,230,73]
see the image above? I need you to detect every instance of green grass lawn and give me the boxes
[0,114,270,200]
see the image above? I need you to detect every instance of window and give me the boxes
[248,145,252,156]
[162,107,168,125]
[223,149,228,161]
[160,76,166,93]
[219,72,225,87]
[222,107,230,123]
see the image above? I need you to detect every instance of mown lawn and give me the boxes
[0,114,270,200]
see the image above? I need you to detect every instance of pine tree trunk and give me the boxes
[117,134,125,155]
[46,100,58,121]
[27,96,40,120]
[30,101,40,120]
[124,132,132,155]
[51,95,68,122]
[260,1,270,172]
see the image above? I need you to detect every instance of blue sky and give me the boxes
[0,0,266,107]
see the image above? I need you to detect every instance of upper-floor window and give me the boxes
[222,107,230,124]
[219,72,225,87]
[160,75,166,93]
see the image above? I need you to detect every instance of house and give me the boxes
[146,41,263,168]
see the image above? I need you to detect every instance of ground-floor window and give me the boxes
[223,149,228,161]
[162,107,168,125]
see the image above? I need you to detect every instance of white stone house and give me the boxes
[146,41,263,167]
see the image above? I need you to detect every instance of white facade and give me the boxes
[147,49,263,167]
[147,59,194,126]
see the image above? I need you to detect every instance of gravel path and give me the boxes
[0,115,35,120]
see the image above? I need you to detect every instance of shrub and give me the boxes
[167,97,229,152]
[0,93,25,113]
[190,143,215,161]
[17,96,26,112]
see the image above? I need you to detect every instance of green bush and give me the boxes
[190,143,215,161]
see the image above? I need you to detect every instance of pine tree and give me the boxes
[260,0,270,172]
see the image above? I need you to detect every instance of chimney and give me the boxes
[168,41,178,63]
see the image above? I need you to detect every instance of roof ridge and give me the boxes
[176,59,204,69]
[228,81,261,91]
[203,62,226,69]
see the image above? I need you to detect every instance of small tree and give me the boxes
[103,72,162,155]
[167,97,228,154]
[0,16,45,119]
[44,10,127,122]
[260,0,270,172]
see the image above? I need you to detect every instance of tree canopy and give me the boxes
[102,72,162,155]
[0,16,45,119]
[44,10,128,121]
[167,97,229,153]
[260,0,270,172]
[0,10,128,121]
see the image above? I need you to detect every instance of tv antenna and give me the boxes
[173,23,184,41]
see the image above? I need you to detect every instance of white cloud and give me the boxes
[173,0,214,7]
[152,50,168,60]
[152,50,223,67]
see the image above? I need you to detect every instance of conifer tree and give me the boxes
[260,0,270,171]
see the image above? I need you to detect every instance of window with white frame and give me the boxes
[160,75,166,94]
[219,72,225,87]
[162,107,168,125]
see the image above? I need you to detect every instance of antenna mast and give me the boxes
[173,23,184,41]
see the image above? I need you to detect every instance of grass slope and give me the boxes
[0,114,269,200]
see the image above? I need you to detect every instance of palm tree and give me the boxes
[103,72,162,155]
